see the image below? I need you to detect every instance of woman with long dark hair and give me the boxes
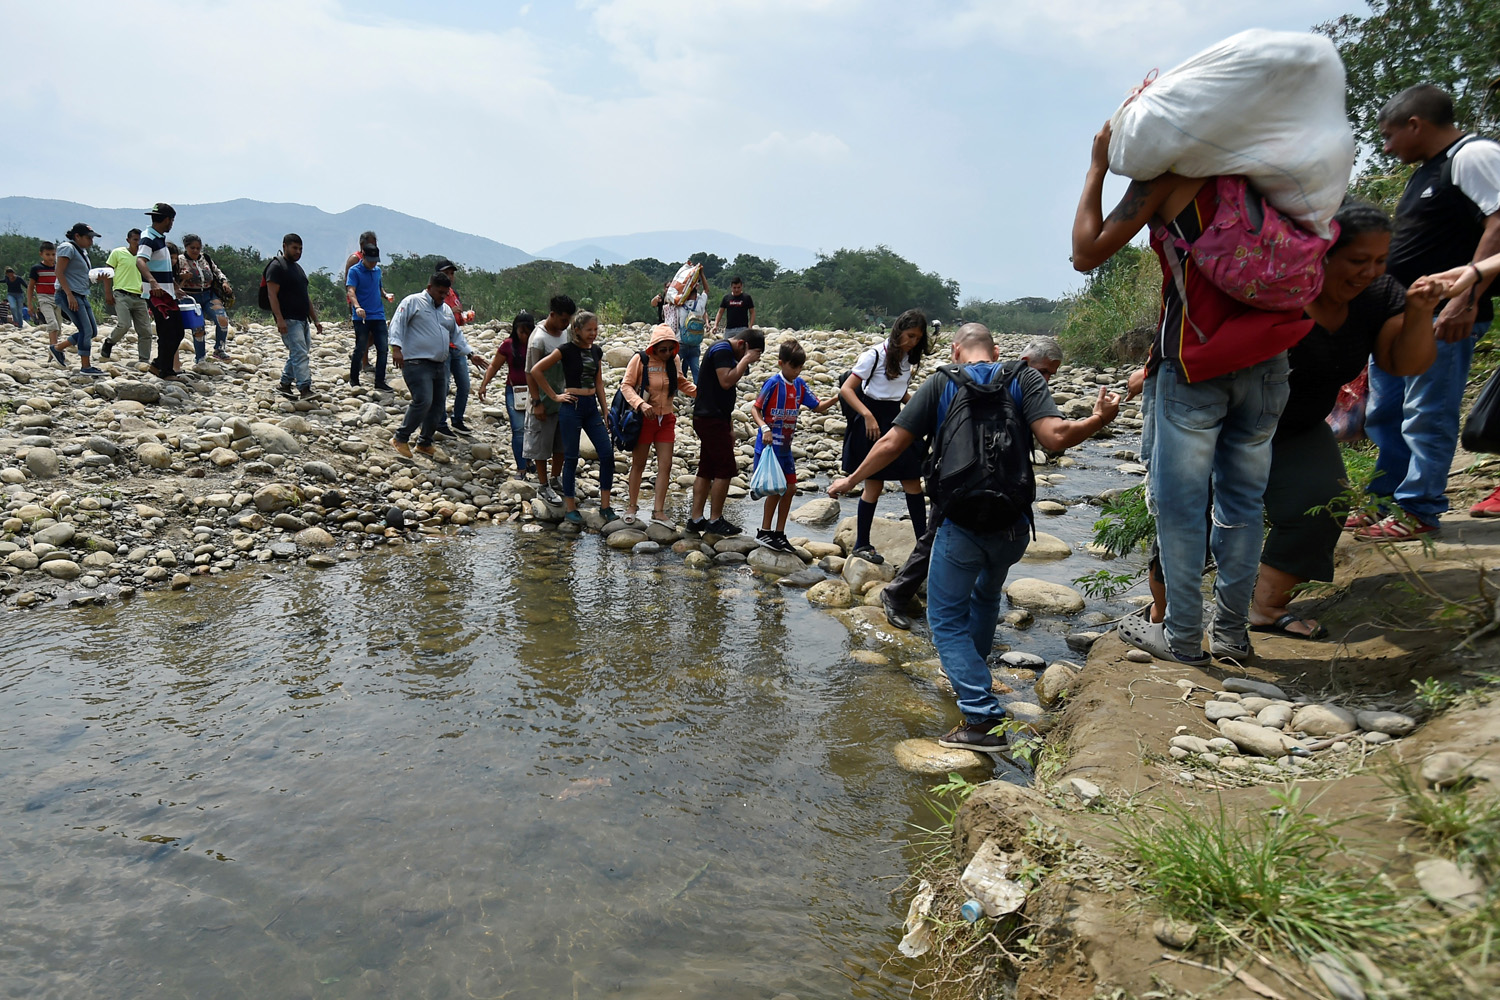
[839,309,932,562]
[478,311,537,479]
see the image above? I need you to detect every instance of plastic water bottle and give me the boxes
[960,841,1027,918]
[960,899,984,922]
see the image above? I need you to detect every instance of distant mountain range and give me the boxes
[0,197,532,277]
[535,229,819,271]
[0,197,821,282]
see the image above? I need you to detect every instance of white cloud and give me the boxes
[742,131,850,161]
[6,0,1369,300]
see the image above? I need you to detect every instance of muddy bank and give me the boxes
[945,509,1500,999]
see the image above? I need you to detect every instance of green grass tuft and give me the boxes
[1117,787,1413,958]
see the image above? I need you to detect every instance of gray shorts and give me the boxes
[36,298,60,333]
[524,409,562,460]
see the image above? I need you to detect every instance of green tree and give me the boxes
[626,257,675,284]
[687,251,727,281]
[724,253,780,287]
[1316,1,1500,161]
[802,246,959,324]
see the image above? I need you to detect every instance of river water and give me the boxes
[1,437,1143,999]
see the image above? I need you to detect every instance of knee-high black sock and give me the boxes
[855,498,877,550]
[905,492,927,539]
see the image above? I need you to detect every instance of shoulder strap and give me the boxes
[1159,240,1210,344]
[934,364,971,431]
[637,350,651,390]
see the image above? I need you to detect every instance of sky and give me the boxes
[7,0,1367,301]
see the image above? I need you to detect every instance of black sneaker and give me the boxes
[769,532,796,553]
[49,346,67,368]
[278,382,296,398]
[450,420,474,437]
[756,528,776,545]
[851,545,884,564]
[100,340,113,359]
[937,720,1007,753]
[708,517,742,536]
[299,386,317,400]
[374,382,394,391]
[686,517,712,534]
[881,589,914,631]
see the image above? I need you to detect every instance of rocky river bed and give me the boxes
[0,318,1146,618]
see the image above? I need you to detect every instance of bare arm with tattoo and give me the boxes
[1071,121,1204,272]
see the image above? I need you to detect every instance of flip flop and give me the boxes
[1117,611,1210,667]
[1250,613,1328,641]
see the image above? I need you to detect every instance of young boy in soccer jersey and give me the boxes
[752,339,836,551]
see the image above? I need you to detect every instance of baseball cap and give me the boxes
[362,245,380,260]
[435,258,457,272]
[67,223,102,238]
[145,202,177,218]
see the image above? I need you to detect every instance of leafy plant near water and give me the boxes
[908,772,981,859]
[1089,484,1155,557]
[1413,677,1465,714]
[1117,787,1412,957]
[1073,568,1142,600]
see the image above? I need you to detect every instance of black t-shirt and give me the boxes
[1279,274,1406,435]
[693,339,741,419]
[4,275,23,295]
[266,256,311,321]
[720,293,754,329]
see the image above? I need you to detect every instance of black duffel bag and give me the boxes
[1462,368,1500,454]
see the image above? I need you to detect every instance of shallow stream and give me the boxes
[1,436,1143,998]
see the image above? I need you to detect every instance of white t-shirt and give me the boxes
[851,342,913,401]
[1453,136,1500,216]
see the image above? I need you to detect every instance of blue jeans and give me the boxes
[189,290,229,351]
[1145,354,1289,653]
[55,290,98,357]
[395,358,448,445]
[679,340,702,382]
[280,319,312,389]
[1366,321,1489,525]
[504,385,533,475]
[351,319,388,385]
[446,346,471,426]
[6,293,24,326]
[927,519,1032,723]
[560,395,614,498]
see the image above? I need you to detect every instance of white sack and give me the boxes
[1108,28,1355,237]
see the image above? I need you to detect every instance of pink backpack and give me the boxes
[1177,176,1339,311]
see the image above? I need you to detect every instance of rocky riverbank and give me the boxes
[933,510,1500,1000]
[0,316,1141,614]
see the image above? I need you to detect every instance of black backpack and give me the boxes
[609,350,677,451]
[924,360,1036,535]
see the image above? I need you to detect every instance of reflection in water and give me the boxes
[1,523,937,999]
[1,440,1144,997]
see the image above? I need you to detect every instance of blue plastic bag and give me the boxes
[749,432,789,500]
